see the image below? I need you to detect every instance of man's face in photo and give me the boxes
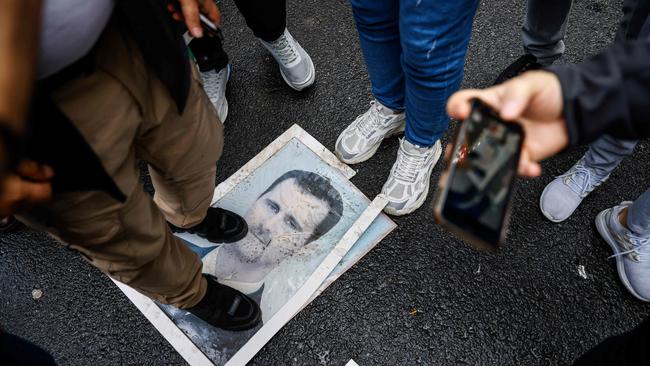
[237,178,331,264]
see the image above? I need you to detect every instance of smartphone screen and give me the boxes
[436,101,523,248]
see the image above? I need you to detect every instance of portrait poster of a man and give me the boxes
[152,136,395,365]
[199,169,344,318]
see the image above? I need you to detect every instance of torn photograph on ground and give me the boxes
[114,125,395,365]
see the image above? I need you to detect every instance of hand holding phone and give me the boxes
[446,71,568,178]
[167,0,221,38]
[199,14,222,39]
[434,100,524,250]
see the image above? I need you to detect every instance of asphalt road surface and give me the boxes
[2,0,649,365]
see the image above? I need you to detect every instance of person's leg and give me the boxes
[233,0,314,90]
[540,135,637,222]
[138,60,223,229]
[583,135,638,177]
[16,28,208,308]
[19,24,260,330]
[398,0,479,147]
[232,0,286,42]
[379,0,479,216]
[349,0,403,112]
[617,0,643,41]
[522,0,572,65]
[22,188,208,308]
[538,0,645,222]
[494,0,572,84]
[627,187,650,238]
[334,0,406,165]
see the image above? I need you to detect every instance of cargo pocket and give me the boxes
[56,213,126,273]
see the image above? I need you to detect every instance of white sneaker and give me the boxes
[540,157,609,223]
[201,64,232,123]
[259,28,315,91]
[596,202,650,302]
[382,138,442,216]
[335,100,405,164]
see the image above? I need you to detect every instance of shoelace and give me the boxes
[609,233,650,262]
[203,69,226,98]
[213,71,225,95]
[393,143,428,183]
[270,35,298,65]
[557,164,601,198]
[356,101,389,138]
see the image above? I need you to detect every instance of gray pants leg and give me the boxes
[522,0,573,65]
[614,0,647,237]
[617,0,643,41]
[627,189,650,237]
[628,188,650,237]
[582,135,638,178]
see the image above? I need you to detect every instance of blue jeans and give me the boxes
[350,0,480,147]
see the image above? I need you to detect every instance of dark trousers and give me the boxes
[573,317,650,365]
[190,0,286,72]
[0,330,57,366]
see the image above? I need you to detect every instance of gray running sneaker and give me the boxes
[201,64,232,123]
[540,158,609,222]
[382,138,442,216]
[259,28,315,91]
[335,100,405,164]
[596,202,650,302]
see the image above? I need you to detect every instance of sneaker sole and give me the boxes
[280,53,315,91]
[383,141,442,216]
[219,64,232,123]
[595,210,648,302]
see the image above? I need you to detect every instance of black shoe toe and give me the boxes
[206,207,248,243]
[168,207,248,244]
[188,274,262,331]
[0,216,21,233]
[493,54,543,85]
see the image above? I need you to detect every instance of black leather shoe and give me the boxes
[493,54,543,85]
[169,207,248,243]
[0,216,20,233]
[188,274,262,331]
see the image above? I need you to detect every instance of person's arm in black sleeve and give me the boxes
[548,37,650,145]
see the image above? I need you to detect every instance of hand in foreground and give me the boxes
[0,160,53,217]
[447,71,569,177]
[166,0,221,38]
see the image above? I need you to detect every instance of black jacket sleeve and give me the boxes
[548,36,650,146]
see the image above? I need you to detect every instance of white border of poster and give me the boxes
[112,125,393,365]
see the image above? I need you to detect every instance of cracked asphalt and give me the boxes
[2,0,649,365]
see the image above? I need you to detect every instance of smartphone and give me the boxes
[199,14,221,38]
[434,100,524,250]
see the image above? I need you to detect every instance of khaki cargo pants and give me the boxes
[17,26,221,308]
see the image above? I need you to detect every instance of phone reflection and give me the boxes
[447,112,521,231]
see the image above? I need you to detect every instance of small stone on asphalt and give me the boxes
[32,289,43,300]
